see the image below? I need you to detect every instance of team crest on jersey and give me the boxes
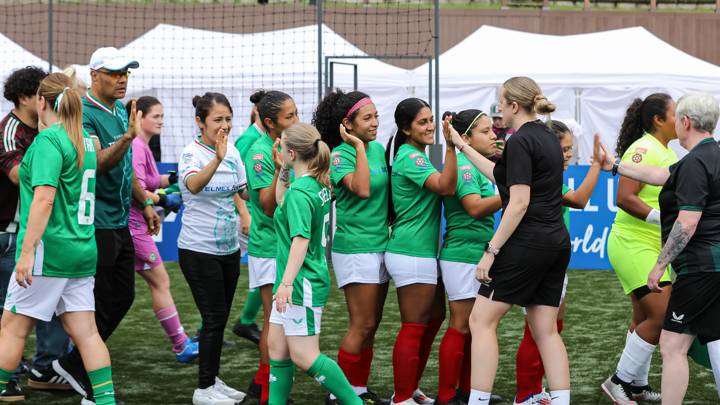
[632,153,643,163]
[415,157,426,167]
[252,153,264,161]
[332,157,341,166]
[254,162,262,172]
[462,171,473,181]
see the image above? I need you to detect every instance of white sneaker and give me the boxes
[631,385,661,402]
[192,387,235,405]
[514,391,552,405]
[413,388,434,404]
[601,376,638,405]
[213,377,246,402]
[390,395,420,405]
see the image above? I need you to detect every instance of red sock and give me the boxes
[459,334,472,394]
[358,347,374,387]
[337,348,363,387]
[416,317,444,387]
[255,362,270,403]
[557,318,564,334]
[393,323,426,402]
[515,320,544,401]
[438,328,468,403]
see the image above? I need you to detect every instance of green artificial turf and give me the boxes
[17,266,718,404]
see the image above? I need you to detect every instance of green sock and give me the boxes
[269,359,295,405]
[88,366,116,405]
[0,367,11,392]
[306,354,361,405]
[239,287,262,325]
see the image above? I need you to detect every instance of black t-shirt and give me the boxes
[493,120,569,250]
[659,138,720,275]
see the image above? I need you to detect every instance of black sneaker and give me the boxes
[233,321,261,345]
[455,389,502,404]
[325,393,338,405]
[27,367,72,391]
[489,393,504,404]
[247,380,261,399]
[0,380,25,402]
[361,390,390,405]
[52,358,89,397]
[18,358,30,376]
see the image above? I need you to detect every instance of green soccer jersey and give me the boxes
[235,123,264,166]
[16,124,97,278]
[387,143,440,258]
[273,176,332,307]
[440,153,495,264]
[246,134,279,257]
[83,94,132,229]
[330,141,389,254]
[562,184,571,231]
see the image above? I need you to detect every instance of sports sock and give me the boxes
[88,366,116,405]
[615,331,655,384]
[307,354,362,405]
[269,359,294,405]
[632,331,650,387]
[337,348,364,388]
[255,362,270,403]
[155,305,188,353]
[459,335,472,394]
[0,367,11,392]
[438,327,468,403]
[549,389,570,405]
[358,347,374,388]
[416,317,443,387]
[392,323,426,402]
[468,389,492,404]
[706,339,720,398]
[239,287,262,325]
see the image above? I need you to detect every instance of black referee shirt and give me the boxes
[659,137,720,275]
[493,120,569,250]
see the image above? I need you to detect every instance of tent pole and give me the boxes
[317,0,323,102]
[48,0,53,72]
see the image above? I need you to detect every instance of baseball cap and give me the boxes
[490,103,502,118]
[89,47,139,72]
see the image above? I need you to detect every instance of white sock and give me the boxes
[707,339,720,399]
[352,386,368,395]
[633,351,652,387]
[549,389,570,405]
[468,389,492,404]
[616,331,656,384]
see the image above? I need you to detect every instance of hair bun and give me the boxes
[250,89,267,104]
[534,95,556,114]
[192,95,202,108]
[442,111,456,120]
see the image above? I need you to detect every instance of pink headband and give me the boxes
[345,97,373,119]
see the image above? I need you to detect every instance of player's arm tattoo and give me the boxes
[279,167,291,187]
[656,219,693,267]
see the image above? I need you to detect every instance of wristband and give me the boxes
[143,198,154,207]
[611,157,621,176]
[645,209,661,225]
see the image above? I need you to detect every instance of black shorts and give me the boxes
[663,272,720,344]
[478,241,570,307]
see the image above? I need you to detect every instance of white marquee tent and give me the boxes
[73,24,415,161]
[413,25,720,161]
[0,33,54,118]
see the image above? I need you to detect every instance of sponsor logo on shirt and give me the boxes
[331,151,341,157]
[671,311,685,324]
[459,164,472,171]
[182,153,194,164]
[409,152,420,159]
[253,153,264,161]
[634,147,648,154]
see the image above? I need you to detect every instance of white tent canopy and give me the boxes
[0,33,54,118]
[73,24,414,161]
[414,26,720,161]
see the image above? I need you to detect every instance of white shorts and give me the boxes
[384,252,438,288]
[439,260,480,301]
[269,304,323,336]
[331,252,389,288]
[522,273,569,315]
[238,232,249,255]
[249,256,276,289]
[4,276,95,322]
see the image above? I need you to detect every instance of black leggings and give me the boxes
[179,248,240,388]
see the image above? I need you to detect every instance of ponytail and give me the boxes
[282,123,331,189]
[616,93,672,156]
[309,138,331,188]
[39,73,85,168]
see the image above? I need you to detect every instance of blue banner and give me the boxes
[153,163,618,269]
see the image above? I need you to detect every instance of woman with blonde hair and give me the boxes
[447,76,571,405]
[267,122,361,405]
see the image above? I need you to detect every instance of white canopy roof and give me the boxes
[415,25,720,90]
[0,33,54,117]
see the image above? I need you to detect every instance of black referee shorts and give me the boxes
[663,272,720,344]
[478,241,570,307]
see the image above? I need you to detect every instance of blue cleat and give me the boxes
[176,338,199,364]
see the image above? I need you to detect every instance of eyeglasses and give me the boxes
[94,69,131,79]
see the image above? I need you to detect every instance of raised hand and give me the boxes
[125,98,143,140]
[272,138,286,170]
[339,124,363,147]
[594,134,615,171]
[442,115,462,148]
[215,128,228,161]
